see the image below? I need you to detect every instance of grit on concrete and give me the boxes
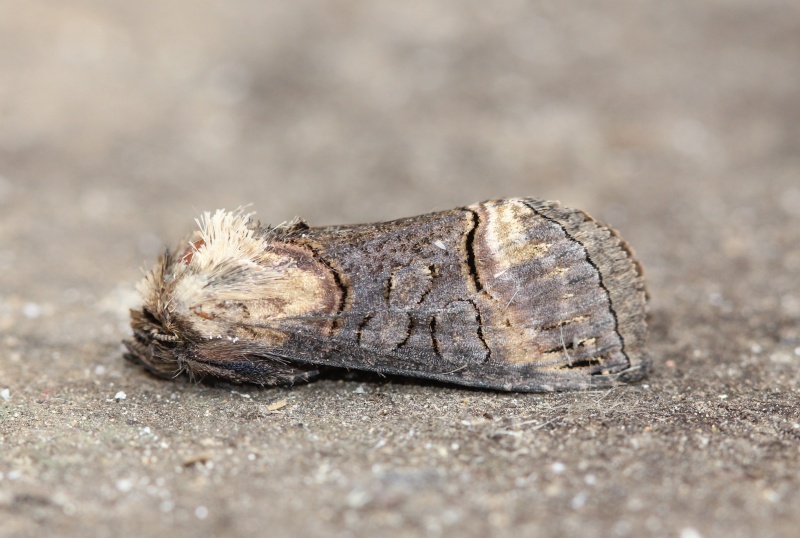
[1,2,799,537]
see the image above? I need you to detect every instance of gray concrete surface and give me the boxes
[1,1,799,537]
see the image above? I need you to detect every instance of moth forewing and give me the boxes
[125,198,649,391]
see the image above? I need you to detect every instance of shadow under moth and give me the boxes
[125,198,649,392]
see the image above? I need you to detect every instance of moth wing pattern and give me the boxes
[127,198,648,392]
[227,198,648,391]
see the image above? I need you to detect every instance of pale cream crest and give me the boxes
[137,209,324,338]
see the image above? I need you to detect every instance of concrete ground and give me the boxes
[1,1,799,537]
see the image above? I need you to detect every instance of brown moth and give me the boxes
[125,198,648,391]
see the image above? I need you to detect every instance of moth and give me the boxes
[125,198,648,392]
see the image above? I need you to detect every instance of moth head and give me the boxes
[124,209,340,380]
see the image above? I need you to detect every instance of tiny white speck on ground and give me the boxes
[22,302,41,319]
[346,489,371,509]
[115,391,127,401]
[571,491,588,509]
[551,462,566,473]
[433,240,447,250]
[770,352,793,364]
[266,399,287,411]
[0,388,9,402]
[680,528,703,538]
[195,506,209,519]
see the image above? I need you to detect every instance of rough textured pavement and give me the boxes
[1,1,799,537]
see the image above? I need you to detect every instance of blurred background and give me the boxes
[1,1,799,537]
[1,1,798,303]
